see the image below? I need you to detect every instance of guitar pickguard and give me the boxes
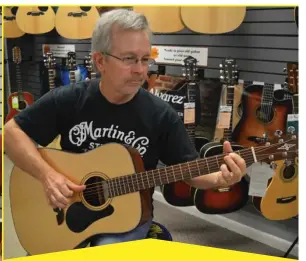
[66,202,114,233]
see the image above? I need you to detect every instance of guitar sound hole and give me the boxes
[83,176,107,207]
[38,7,49,12]
[18,101,27,110]
[256,107,274,123]
[11,7,18,15]
[80,6,91,12]
[283,165,295,180]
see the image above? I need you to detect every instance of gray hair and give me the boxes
[91,8,152,70]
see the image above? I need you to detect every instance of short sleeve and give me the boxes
[158,106,199,166]
[13,86,77,147]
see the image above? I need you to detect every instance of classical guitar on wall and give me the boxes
[3,6,25,38]
[16,6,55,34]
[257,64,299,221]
[9,127,298,255]
[5,46,34,123]
[160,56,201,207]
[55,6,100,39]
[195,58,249,215]
[180,6,246,34]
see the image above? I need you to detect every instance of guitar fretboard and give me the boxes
[48,69,55,89]
[107,147,256,198]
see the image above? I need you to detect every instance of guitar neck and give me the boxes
[109,146,258,197]
[69,70,76,84]
[223,85,235,141]
[16,64,23,95]
[48,69,55,89]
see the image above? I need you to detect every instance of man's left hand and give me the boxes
[216,141,247,187]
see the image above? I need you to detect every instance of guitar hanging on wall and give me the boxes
[195,58,249,215]
[5,46,34,123]
[16,6,55,34]
[161,56,202,207]
[55,7,100,39]
[3,6,25,38]
[43,52,56,91]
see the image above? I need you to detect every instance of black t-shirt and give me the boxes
[14,79,199,216]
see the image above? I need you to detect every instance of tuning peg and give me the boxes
[274,130,283,137]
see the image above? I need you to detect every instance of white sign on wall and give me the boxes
[151,45,208,67]
[42,44,76,58]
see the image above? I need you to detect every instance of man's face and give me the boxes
[98,26,151,96]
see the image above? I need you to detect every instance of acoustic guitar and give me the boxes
[55,7,99,39]
[160,56,201,207]
[231,82,292,148]
[3,6,25,38]
[9,127,297,255]
[257,64,299,220]
[5,47,34,123]
[133,6,184,33]
[16,6,55,34]
[180,6,246,34]
[195,58,249,215]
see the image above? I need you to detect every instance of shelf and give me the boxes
[153,189,298,257]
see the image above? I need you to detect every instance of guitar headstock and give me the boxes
[284,63,298,94]
[85,52,93,72]
[219,58,239,85]
[12,46,22,64]
[67,51,77,71]
[255,131,298,164]
[182,56,198,82]
[43,52,56,69]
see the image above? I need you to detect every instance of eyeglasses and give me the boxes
[103,52,155,67]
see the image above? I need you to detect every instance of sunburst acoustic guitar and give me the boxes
[160,56,202,207]
[195,58,249,215]
[3,6,25,38]
[5,46,34,123]
[15,6,55,34]
[9,126,298,255]
[180,6,246,34]
[55,6,100,39]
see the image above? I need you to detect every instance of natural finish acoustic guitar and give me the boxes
[3,6,25,38]
[133,6,184,33]
[180,6,246,34]
[55,6,99,39]
[10,131,297,255]
[16,6,55,34]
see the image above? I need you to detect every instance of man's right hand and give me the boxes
[41,171,86,209]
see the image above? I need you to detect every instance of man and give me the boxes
[4,9,246,250]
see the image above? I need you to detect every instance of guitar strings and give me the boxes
[79,151,297,202]
[79,140,297,200]
[80,139,295,194]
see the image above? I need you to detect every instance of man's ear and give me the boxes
[92,52,105,72]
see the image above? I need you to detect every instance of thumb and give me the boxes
[223,141,233,154]
[67,180,86,192]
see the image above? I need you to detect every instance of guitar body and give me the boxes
[232,85,292,147]
[161,181,196,207]
[55,7,99,39]
[259,158,298,220]
[10,143,152,255]
[3,7,25,38]
[133,6,184,33]
[16,7,55,34]
[180,7,246,34]
[195,142,249,214]
[5,92,34,123]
